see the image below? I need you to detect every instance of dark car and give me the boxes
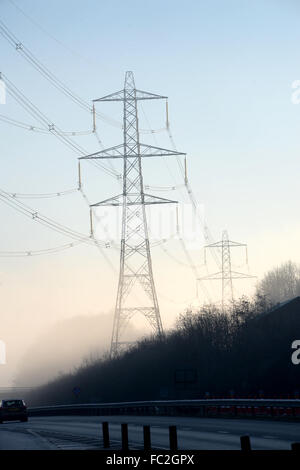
[0,399,28,423]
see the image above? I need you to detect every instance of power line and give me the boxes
[7,0,97,67]
[0,240,82,257]
[77,187,119,273]
[0,113,94,136]
[1,72,120,179]
[2,188,79,200]
[139,102,212,302]
[1,13,221,307]
[0,33,125,270]
[166,126,221,268]
[0,18,168,134]
[0,18,124,128]
[5,72,214,290]
[0,78,126,271]
[0,188,108,247]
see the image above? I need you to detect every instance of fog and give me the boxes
[7,312,142,388]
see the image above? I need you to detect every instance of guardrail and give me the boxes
[28,398,300,420]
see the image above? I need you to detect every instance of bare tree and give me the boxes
[256,260,300,305]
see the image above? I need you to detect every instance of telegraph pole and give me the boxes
[199,230,255,309]
[81,72,185,357]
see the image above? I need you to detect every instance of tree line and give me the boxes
[26,260,300,406]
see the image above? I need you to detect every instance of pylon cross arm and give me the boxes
[93,88,167,102]
[80,143,185,161]
[91,193,177,207]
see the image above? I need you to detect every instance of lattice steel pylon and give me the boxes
[80,72,185,357]
[199,230,255,310]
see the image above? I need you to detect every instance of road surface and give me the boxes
[0,415,299,450]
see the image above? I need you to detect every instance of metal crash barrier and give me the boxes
[28,398,300,420]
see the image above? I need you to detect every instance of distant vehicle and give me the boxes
[0,399,28,423]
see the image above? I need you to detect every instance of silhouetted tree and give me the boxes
[256,260,300,305]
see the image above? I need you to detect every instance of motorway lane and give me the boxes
[0,426,55,450]
[0,415,299,450]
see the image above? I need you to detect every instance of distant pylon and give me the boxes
[199,230,255,309]
[80,72,185,357]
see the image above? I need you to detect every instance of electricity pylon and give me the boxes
[81,72,185,357]
[199,230,255,309]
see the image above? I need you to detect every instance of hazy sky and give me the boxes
[1,0,300,385]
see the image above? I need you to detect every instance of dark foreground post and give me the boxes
[169,425,178,451]
[240,435,251,451]
[121,423,129,451]
[143,425,151,451]
[291,442,300,452]
[102,422,110,448]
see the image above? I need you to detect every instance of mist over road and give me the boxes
[0,415,298,450]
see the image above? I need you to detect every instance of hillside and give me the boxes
[26,297,300,406]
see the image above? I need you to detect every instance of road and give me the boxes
[0,415,299,450]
